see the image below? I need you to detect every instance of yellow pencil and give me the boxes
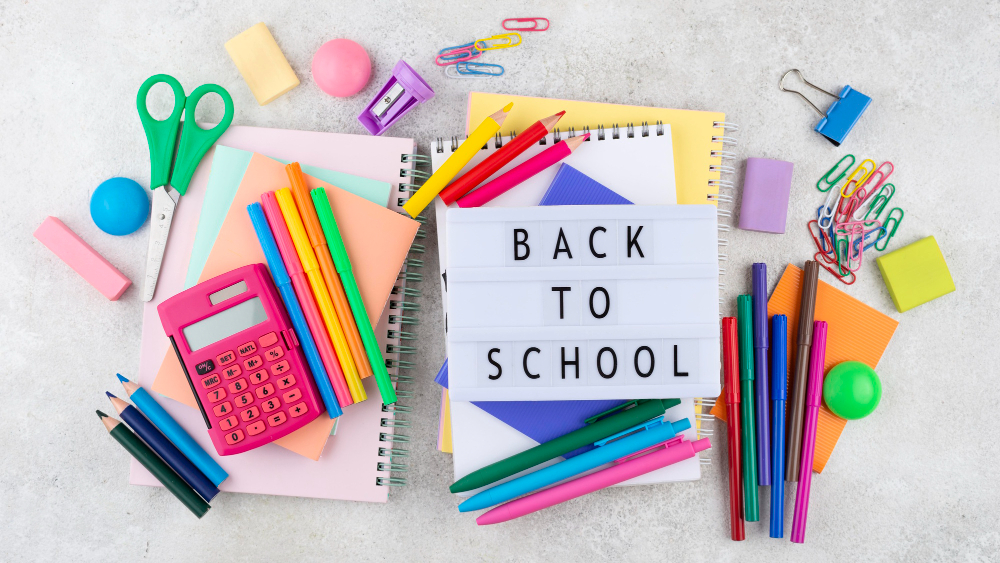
[276,188,366,403]
[402,102,513,217]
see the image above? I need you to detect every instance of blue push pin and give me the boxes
[780,69,871,146]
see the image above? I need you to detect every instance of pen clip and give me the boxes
[614,436,686,464]
[593,416,663,447]
[584,400,641,425]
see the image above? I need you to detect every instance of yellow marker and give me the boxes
[276,188,366,403]
[402,102,513,218]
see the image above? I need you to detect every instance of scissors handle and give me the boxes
[171,84,234,195]
[137,74,185,192]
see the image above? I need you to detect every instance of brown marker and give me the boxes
[785,261,819,481]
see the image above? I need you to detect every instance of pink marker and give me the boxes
[477,436,711,526]
[261,192,353,407]
[790,320,828,543]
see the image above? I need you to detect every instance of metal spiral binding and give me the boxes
[386,329,417,340]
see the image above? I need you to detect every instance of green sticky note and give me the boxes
[184,147,392,288]
[876,236,955,312]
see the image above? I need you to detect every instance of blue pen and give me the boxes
[248,203,342,418]
[769,315,788,538]
[751,263,771,486]
[458,417,691,512]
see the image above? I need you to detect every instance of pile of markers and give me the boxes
[434,17,549,78]
[724,261,826,543]
[810,156,903,285]
[98,375,229,518]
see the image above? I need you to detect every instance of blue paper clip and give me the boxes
[438,42,481,61]
[780,69,871,146]
[457,62,504,76]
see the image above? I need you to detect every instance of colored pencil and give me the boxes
[721,317,746,541]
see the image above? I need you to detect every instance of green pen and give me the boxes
[738,295,760,522]
[449,398,681,494]
[311,188,396,405]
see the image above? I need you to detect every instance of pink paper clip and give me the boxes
[502,17,550,31]
[834,222,867,272]
[435,44,482,66]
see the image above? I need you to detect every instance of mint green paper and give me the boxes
[184,146,392,288]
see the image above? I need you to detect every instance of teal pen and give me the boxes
[459,416,691,512]
[116,374,228,487]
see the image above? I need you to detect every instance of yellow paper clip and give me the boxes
[839,158,875,198]
[475,33,522,51]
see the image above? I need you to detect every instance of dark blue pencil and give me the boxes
[769,315,788,538]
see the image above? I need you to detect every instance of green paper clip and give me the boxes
[817,154,855,192]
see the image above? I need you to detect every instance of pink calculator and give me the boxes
[158,264,322,455]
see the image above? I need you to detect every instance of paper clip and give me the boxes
[851,224,886,256]
[502,17,550,31]
[816,154,855,192]
[833,186,859,225]
[834,222,866,272]
[874,208,904,251]
[808,219,835,257]
[475,33,522,51]
[435,43,482,66]
[839,159,876,198]
[444,62,504,79]
[817,184,843,230]
[849,161,894,219]
[863,183,895,220]
[443,66,479,79]
[815,252,857,285]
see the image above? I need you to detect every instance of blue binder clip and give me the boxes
[780,69,871,146]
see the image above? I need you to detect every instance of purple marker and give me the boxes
[358,60,434,136]
[752,263,771,486]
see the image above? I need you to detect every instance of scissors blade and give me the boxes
[141,187,179,302]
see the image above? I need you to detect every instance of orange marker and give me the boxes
[286,162,374,380]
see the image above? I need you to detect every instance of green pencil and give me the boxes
[737,295,760,522]
[449,398,681,493]
[310,188,396,405]
[98,410,210,518]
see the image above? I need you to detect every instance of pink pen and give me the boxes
[477,436,711,525]
[261,191,354,407]
[790,320,828,543]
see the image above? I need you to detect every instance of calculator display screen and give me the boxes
[183,297,269,351]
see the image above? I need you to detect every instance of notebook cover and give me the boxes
[710,263,899,473]
[467,92,724,205]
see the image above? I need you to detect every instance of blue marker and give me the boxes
[769,315,788,538]
[247,203,342,418]
[459,417,691,512]
[752,263,771,486]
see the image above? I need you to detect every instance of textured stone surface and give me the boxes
[2,0,999,560]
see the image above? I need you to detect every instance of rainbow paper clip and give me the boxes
[502,17,550,31]
[816,154,855,192]
[475,33,522,51]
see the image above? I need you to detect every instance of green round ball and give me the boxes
[823,361,882,420]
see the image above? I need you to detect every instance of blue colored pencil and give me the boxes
[769,315,788,538]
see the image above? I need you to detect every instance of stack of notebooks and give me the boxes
[135,126,427,502]
[433,93,740,491]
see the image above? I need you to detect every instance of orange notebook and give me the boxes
[711,264,898,473]
[152,153,419,459]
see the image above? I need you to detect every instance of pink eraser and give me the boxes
[33,216,131,300]
[738,157,794,234]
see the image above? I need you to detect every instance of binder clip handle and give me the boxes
[779,69,838,117]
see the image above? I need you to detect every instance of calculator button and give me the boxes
[216,351,236,366]
[270,360,290,375]
[264,346,284,361]
[206,387,227,403]
[261,398,281,413]
[222,365,242,379]
[267,412,287,427]
[276,374,297,389]
[255,383,276,399]
[289,402,310,418]
[195,359,215,376]
[224,429,245,445]
[228,378,249,394]
[243,355,263,370]
[282,389,302,403]
[220,415,238,430]
[249,369,269,385]
[238,341,258,357]
[246,421,266,436]
[235,391,254,408]
[259,332,278,348]
[200,373,221,389]
[212,402,232,417]
[240,406,261,422]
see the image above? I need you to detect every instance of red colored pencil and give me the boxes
[723,317,746,541]
[456,134,589,208]
[438,111,565,205]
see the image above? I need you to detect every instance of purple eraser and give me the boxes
[358,60,434,136]
[738,157,794,234]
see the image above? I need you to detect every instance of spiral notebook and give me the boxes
[135,125,425,501]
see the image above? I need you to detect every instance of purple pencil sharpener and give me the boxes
[358,60,434,136]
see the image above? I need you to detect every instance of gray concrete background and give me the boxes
[2,0,999,560]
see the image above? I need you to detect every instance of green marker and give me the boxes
[311,188,396,405]
[737,295,759,522]
[449,399,681,494]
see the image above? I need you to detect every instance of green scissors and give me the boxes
[137,74,234,301]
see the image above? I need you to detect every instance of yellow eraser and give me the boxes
[225,23,299,105]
